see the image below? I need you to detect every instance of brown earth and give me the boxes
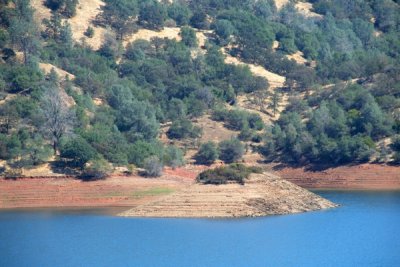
[272,163,400,190]
[120,172,336,218]
[0,166,337,218]
[0,169,196,210]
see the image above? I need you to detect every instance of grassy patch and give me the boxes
[131,187,175,198]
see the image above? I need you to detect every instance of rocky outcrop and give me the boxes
[119,172,337,218]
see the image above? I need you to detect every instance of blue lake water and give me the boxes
[1,191,400,267]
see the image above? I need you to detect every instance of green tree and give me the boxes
[268,91,281,116]
[180,26,197,47]
[219,138,244,163]
[195,142,219,165]
[139,0,167,30]
[81,158,112,180]
[128,140,162,167]
[213,19,235,45]
[167,2,191,26]
[60,137,98,168]
[166,119,201,140]
[163,145,184,168]
[9,0,40,64]
[101,0,138,40]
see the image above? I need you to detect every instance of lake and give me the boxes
[1,191,400,267]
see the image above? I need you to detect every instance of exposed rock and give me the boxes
[119,172,337,218]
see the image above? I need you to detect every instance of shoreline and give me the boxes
[0,171,337,217]
[1,163,399,216]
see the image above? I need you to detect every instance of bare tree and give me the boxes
[252,89,270,113]
[40,87,75,154]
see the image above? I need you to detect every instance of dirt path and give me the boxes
[120,172,336,218]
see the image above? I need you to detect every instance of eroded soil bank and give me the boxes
[0,171,193,210]
[271,164,400,190]
[0,168,336,217]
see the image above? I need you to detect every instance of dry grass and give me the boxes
[38,63,76,106]
[67,0,107,49]
[274,0,323,18]
[21,162,64,177]
[286,50,308,65]
[272,40,279,50]
[295,2,323,18]
[194,115,238,143]
[31,0,107,49]
[275,0,290,10]
[30,0,51,29]
[39,63,75,80]
[0,94,16,105]
[124,27,182,46]
[223,52,286,89]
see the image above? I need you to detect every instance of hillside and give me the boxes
[0,0,399,188]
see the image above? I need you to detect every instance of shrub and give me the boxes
[393,152,400,164]
[3,168,23,179]
[194,142,219,165]
[84,26,94,38]
[211,109,264,131]
[219,138,245,163]
[196,164,262,185]
[81,158,112,180]
[391,135,400,151]
[166,119,201,139]
[143,156,163,177]
[180,26,197,47]
[238,126,254,141]
[60,137,98,168]
[163,145,185,168]
[128,141,162,167]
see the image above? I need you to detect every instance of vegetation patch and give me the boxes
[131,187,175,198]
[196,164,262,185]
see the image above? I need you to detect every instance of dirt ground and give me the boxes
[271,163,400,190]
[0,167,199,209]
[120,172,337,218]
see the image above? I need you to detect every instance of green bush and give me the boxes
[194,142,219,165]
[180,26,197,47]
[166,119,201,139]
[60,137,98,168]
[211,109,264,131]
[80,158,112,180]
[163,145,185,168]
[196,164,262,185]
[219,138,244,163]
[391,135,400,151]
[143,156,163,177]
[84,26,94,38]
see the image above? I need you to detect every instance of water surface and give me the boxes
[1,191,399,267]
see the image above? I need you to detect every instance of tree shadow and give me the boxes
[50,160,80,176]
